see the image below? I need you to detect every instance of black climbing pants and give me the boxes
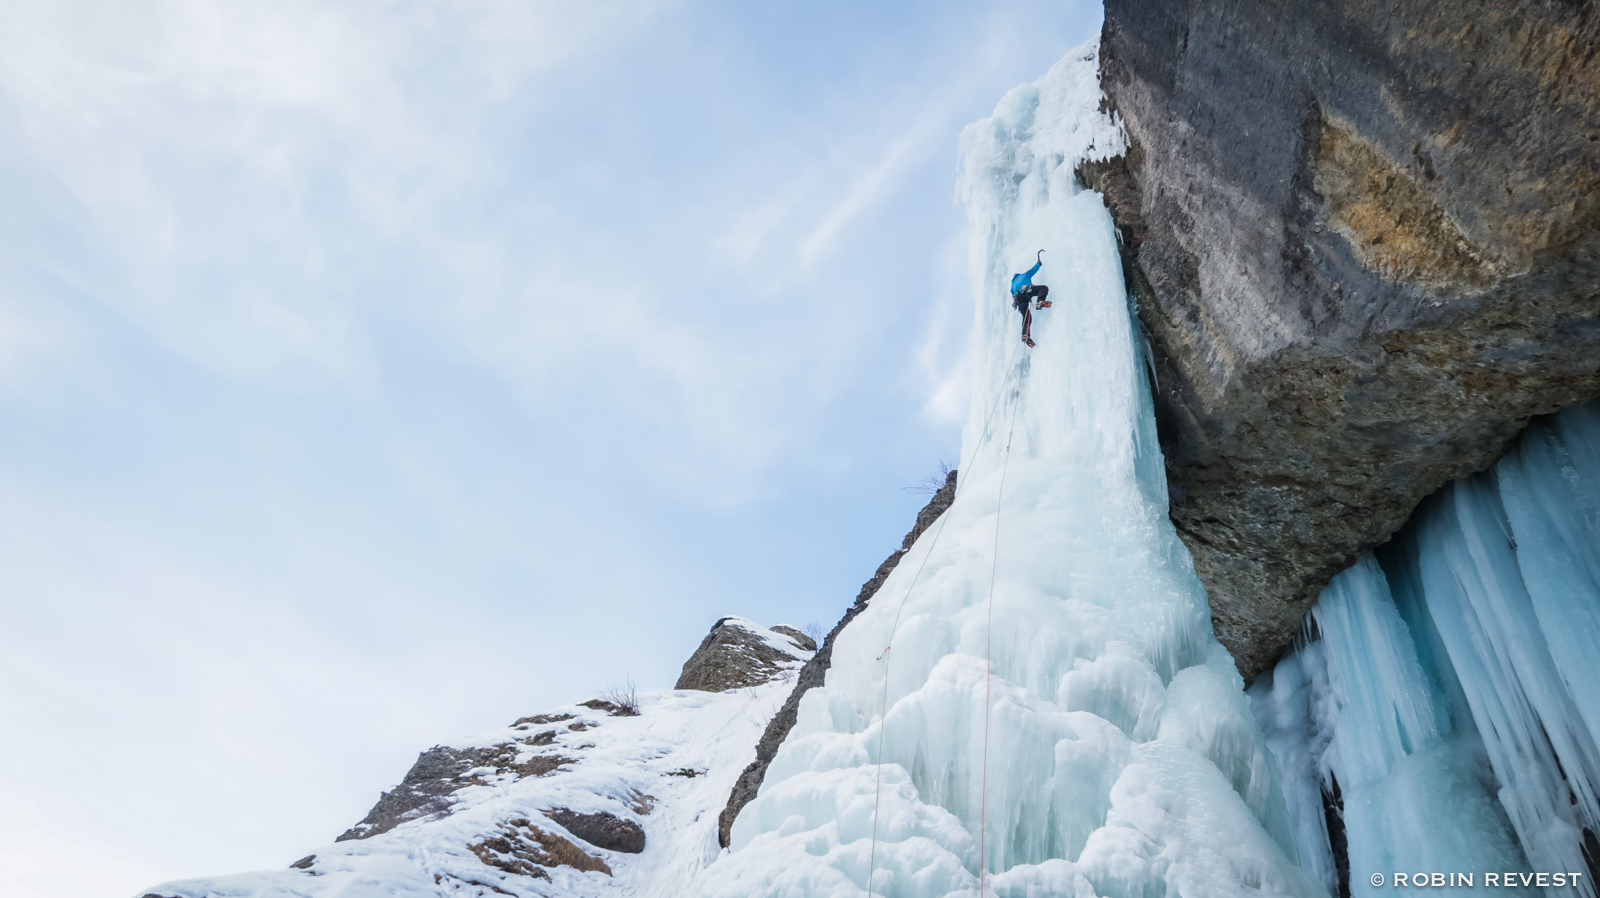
[1012,285,1049,343]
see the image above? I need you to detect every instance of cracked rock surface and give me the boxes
[674,616,812,693]
[1084,0,1600,679]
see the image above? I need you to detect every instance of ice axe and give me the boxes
[1037,249,1045,264]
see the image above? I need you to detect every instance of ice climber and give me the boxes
[1011,249,1051,347]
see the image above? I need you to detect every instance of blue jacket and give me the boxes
[1010,262,1041,294]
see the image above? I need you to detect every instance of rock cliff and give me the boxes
[1083,0,1600,679]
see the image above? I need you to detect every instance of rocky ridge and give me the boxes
[138,621,812,898]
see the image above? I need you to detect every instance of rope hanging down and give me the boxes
[979,391,1021,898]
[864,339,1024,897]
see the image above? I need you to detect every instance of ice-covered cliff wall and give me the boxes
[703,44,1325,898]
[1254,400,1600,898]
[1084,0,1600,681]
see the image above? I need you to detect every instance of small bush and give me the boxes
[598,678,641,717]
[903,459,955,495]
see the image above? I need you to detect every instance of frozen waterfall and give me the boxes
[1253,400,1600,897]
[702,43,1323,898]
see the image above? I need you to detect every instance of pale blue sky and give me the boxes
[0,2,1101,895]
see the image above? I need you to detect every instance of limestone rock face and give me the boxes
[1085,0,1600,679]
[674,617,812,693]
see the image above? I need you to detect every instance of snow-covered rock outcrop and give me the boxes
[677,617,816,693]
[138,619,811,898]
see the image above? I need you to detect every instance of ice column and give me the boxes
[1249,642,1339,894]
[1495,404,1600,770]
[1255,400,1600,897]
[1404,464,1600,889]
[702,42,1322,898]
[1254,558,1534,897]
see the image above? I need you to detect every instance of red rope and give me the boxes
[979,399,1019,897]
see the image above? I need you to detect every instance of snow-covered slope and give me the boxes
[139,618,811,898]
[701,43,1323,898]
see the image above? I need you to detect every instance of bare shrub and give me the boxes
[903,459,955,495]
[598,678,640,717]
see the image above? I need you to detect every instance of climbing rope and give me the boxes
[979,393,1021,898]
[864,337,1025,897]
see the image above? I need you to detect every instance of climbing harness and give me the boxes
[864,335,1026,898]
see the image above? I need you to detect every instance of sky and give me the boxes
[0,2,1103,895]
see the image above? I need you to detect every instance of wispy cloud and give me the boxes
[0,0,680,389]
[799,109,949,266]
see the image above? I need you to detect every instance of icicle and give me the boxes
[1257,401,1600,897]
[1495,403,1600,769]
[1324,558,1532,892]
[1310,557,1447,787]
[1404,423,1600,895]
[1248,644,1339,895]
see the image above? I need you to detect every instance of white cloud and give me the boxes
[0,0,680,390]
[0,0,850,504]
